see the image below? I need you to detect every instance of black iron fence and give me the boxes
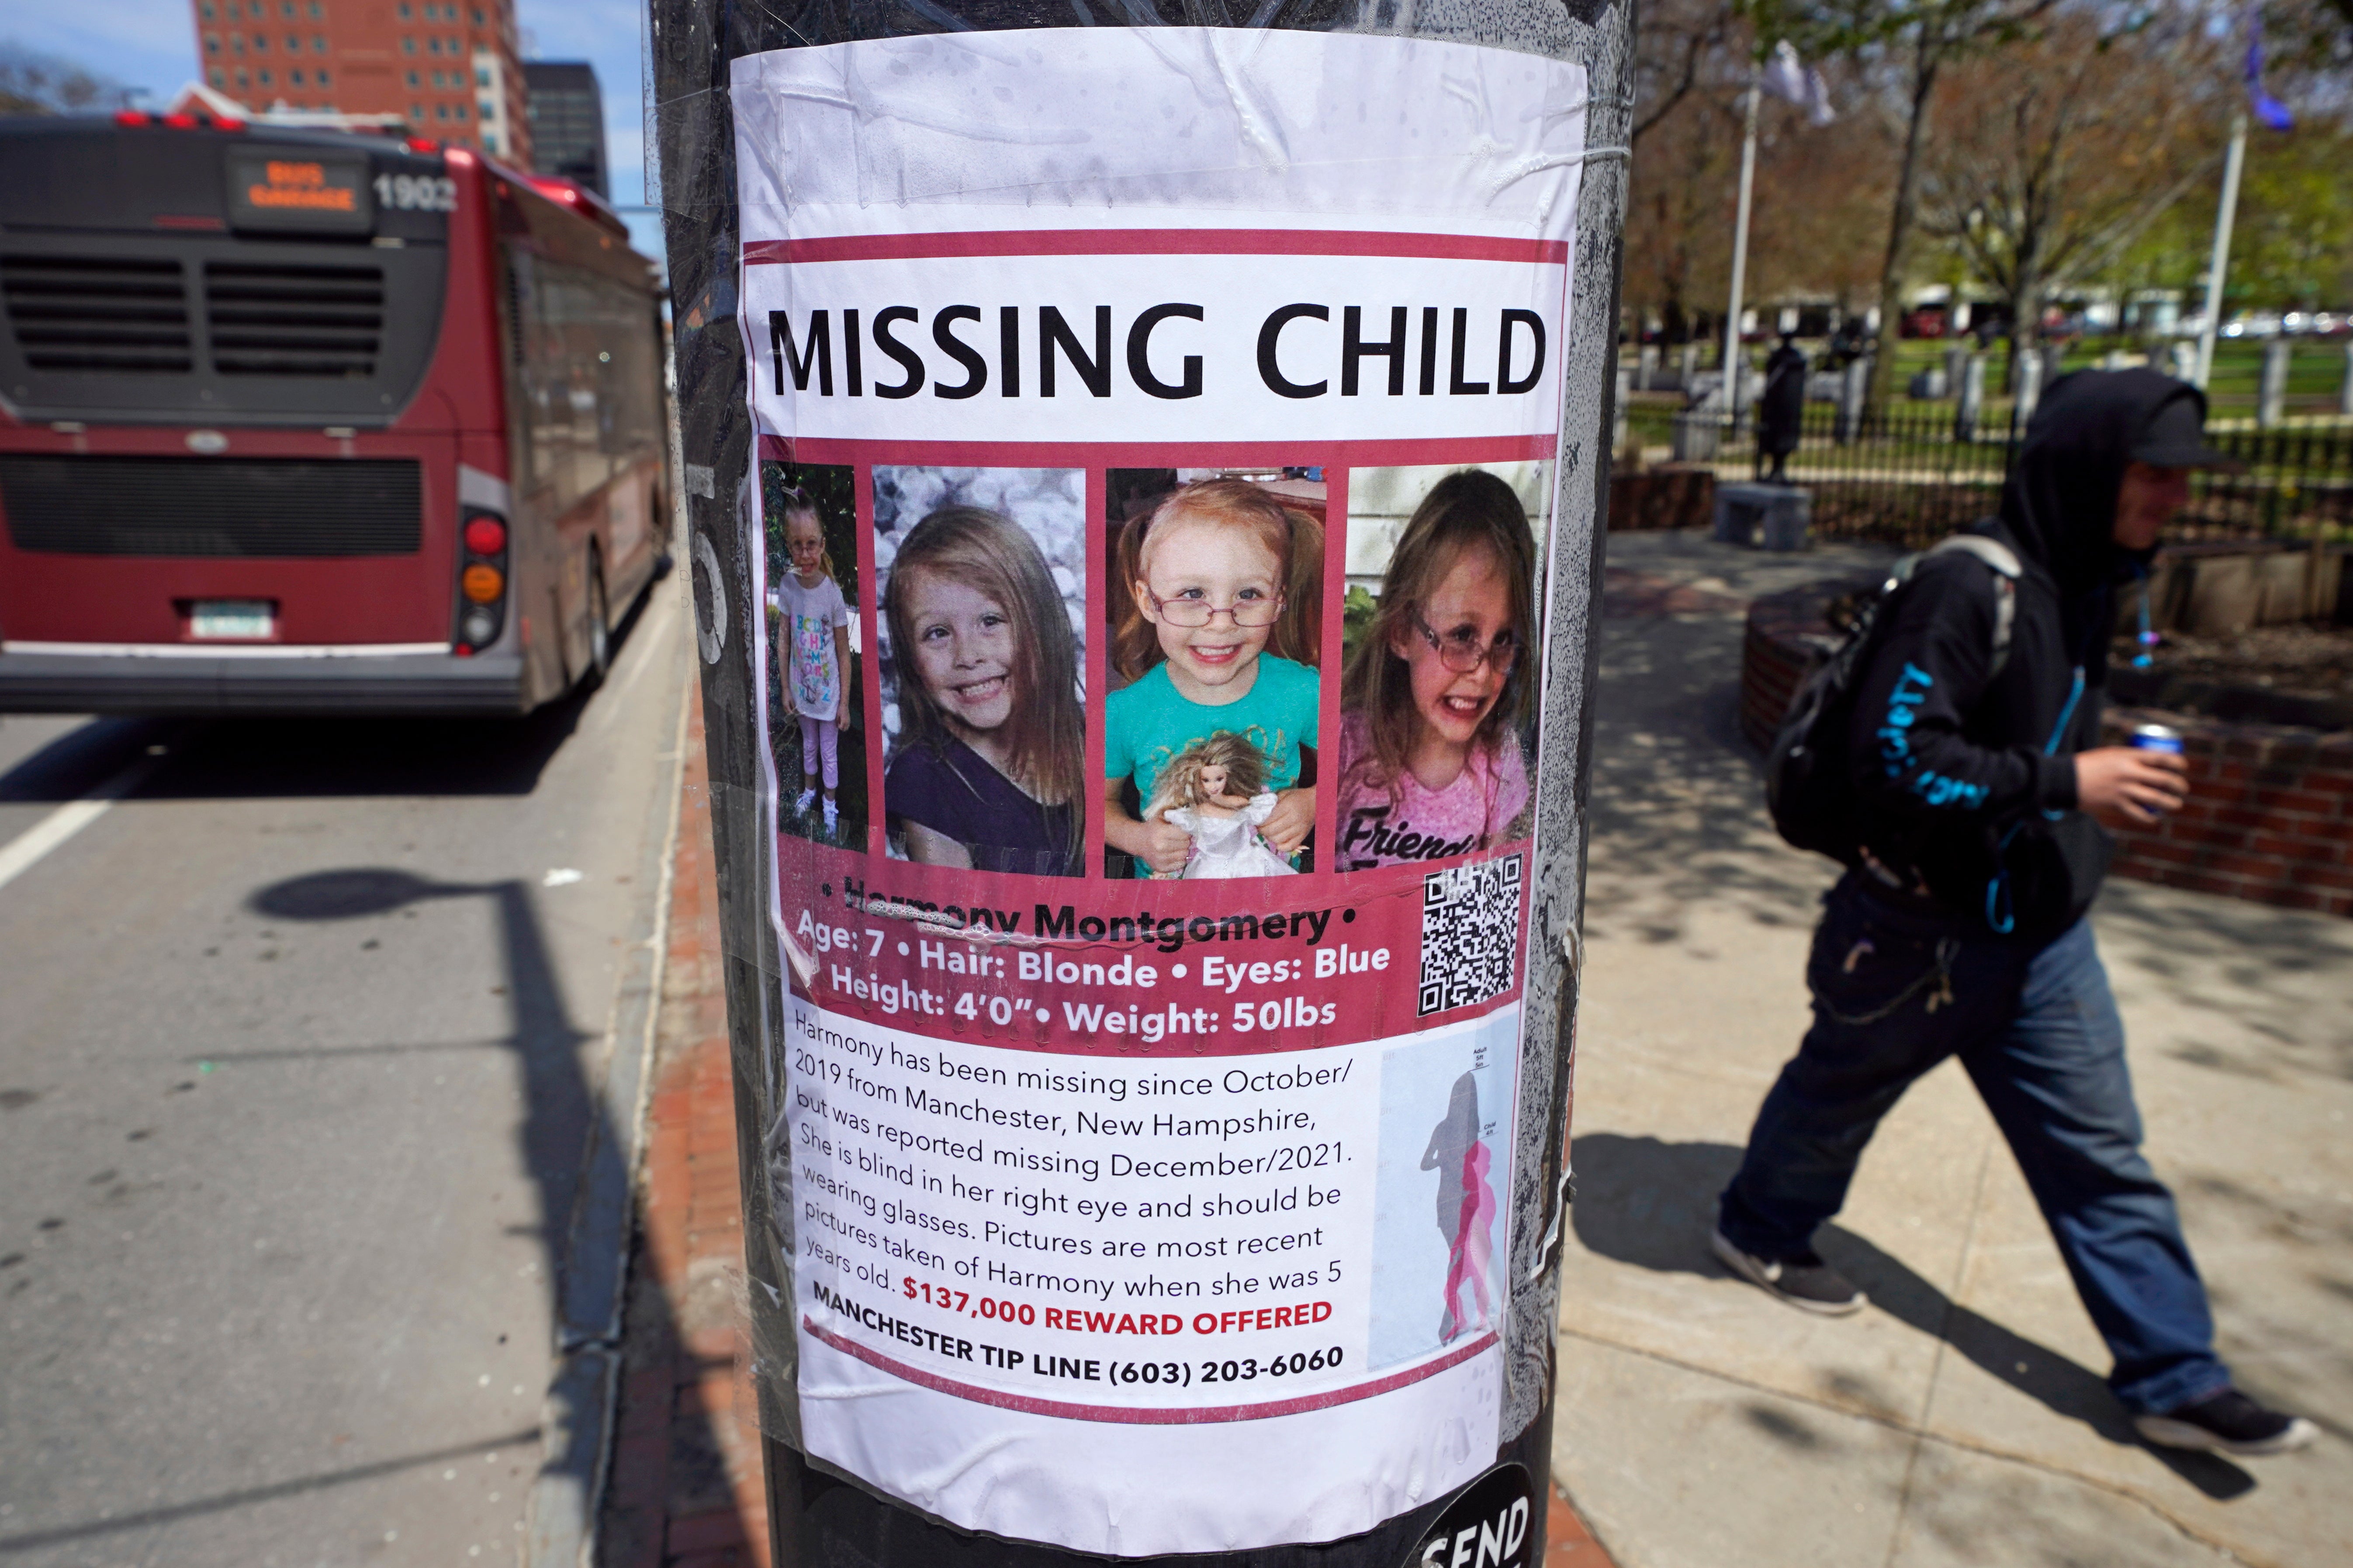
[1664,401,2353,552]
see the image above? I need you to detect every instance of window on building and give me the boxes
[205,35,218,52]
[483,131,498,152]
[209,66,225,85]
[396,0,409,15]
[286,33,299,48]
[258,68,273,84]
[479,98,495,119]
[410,103,422,118]
[471,6,484,21]
[291,68,305,84]
[309,1,322,14]
[236,68,248,85]
[317,67,329,83]
[201,1,215,15]
[406,69,418,85]
[281,0,294,14]
[253,32,268,49]
[434,103,448,120]
[426,37,439,53]
[402,36,414,52]
[475,66,489,86]
[313,35,326,50]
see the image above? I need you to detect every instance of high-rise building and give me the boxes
[522,62,607,199]
[187,0,532,166]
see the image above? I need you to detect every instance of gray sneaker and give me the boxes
[1710,1228,1866,1316]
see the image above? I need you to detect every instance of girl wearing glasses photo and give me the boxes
[1336,469,1538,872]
[1104,478,1323,878]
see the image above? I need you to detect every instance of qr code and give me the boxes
[1419,854,1524,1016]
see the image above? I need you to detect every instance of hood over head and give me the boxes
[1997,368,2216,598]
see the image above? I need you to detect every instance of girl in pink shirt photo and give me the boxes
[1336,468,1539,872]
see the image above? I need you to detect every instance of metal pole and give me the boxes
[650,3,1637,1564]
[2194,112,2248,390]
[2257,338,2290,428]
[1721,66,1762,403]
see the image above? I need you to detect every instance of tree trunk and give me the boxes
[1867,38,1941,420]
[2007,276,2043,394]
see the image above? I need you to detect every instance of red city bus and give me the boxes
[0,112,668,714]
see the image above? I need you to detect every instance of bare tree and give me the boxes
[0,41,132,114]
[1771,0,2070,413]
[1917,17,2221,387]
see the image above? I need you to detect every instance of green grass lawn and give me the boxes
[1626,334,2349,432]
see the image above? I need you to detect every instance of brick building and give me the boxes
[189,0,532,166]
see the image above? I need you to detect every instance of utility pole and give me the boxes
[2194,112,2248,390]
[650,4,1635,1564]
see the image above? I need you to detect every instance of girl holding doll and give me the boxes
[882,505,1087,877]
[1336,470,1537,872]
[1104,478,1323,878]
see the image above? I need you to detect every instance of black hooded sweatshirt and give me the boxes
[1838,370,2193,937]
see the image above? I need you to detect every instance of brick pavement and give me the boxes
[597,680,1616,1568]
[599,684,769,1568]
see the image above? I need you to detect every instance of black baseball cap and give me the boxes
[2132,390,2245,472]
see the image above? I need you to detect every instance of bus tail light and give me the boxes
[453,505,509,654]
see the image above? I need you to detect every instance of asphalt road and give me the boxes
[0,576,692,1568]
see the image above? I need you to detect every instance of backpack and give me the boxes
[1765,535,2021,861]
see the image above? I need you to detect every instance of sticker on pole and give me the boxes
[1404,1464,1539,1568]
[732,24,1586,1558]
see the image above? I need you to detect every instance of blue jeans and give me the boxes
[1718,873,2229,1416]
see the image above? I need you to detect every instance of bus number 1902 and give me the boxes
[374,174,457,213]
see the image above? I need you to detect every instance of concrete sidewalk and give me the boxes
[1553,531,2353,1567]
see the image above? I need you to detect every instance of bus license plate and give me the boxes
[191,601,274,640]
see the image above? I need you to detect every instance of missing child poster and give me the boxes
[732,26,1585,1557]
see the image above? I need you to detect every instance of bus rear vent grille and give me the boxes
[0,256,193,374]
[0,456,422,557]
[203,262,385,378]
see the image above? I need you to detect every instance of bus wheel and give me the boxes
[585,561,612,684]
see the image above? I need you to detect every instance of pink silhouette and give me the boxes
[1442,1142,1497,1340]
[1422,1071,1497,1343]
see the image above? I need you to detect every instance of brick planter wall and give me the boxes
[2097,710,2353,916]
[1739,576,1872,751]
[1741,580,2353,918]
[1609,463,1716,532]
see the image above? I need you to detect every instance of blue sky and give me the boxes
[6,0,665,259]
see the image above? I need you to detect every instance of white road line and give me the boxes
[0,754,159,895]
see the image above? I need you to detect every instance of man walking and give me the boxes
[1713,369,2318,1458]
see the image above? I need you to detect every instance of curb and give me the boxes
[525,601,692,1568]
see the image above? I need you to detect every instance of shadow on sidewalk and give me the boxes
[1569,1132,2258,1502]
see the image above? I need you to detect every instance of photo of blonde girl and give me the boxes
[1336,466,1545,872]
[764,464,864,847]
[1103,474,1324,879]
[875,469,1086,878]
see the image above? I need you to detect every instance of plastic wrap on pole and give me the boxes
[651,0,1633,1558]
